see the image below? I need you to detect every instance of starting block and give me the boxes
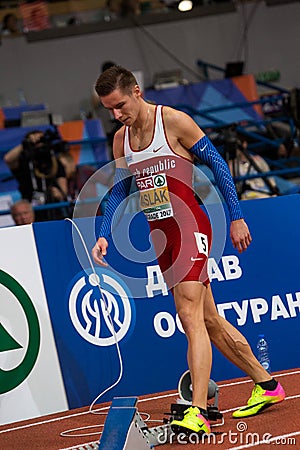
[98,373,223,449]
[98,396,175,449]
[98,397,151,449]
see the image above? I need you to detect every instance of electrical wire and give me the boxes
[129,16,205,82]
[61,219,164,443]
[62,219,224,441]
[236,0,261,68]
[65,218,124,414]
[60,424,104,438]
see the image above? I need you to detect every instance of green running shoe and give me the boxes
[171,406,211,434]
[232,382,285,418]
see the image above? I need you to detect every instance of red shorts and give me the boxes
[149,203,212,290]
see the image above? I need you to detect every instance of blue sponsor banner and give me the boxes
[33,195,300,410]
[210,194,300,380]
[33,216,186,409]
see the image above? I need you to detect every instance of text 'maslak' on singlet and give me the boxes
[124,105,199,222]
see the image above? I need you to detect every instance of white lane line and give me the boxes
[219,369,300,388]
[0,407,109,434]
[59,440,99,450]
[221,393,300,414]
[0,369,299,434]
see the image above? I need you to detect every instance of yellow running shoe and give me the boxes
[232,382,285,418]
[171,406,211,434]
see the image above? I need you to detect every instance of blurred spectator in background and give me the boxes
[244,121,297,161]
[58,151,78,200]
[67,16,81,26]
[4,129,68,221]
[20,0,51,32]
[212,125,280,199]
[120,0,141,16]
[4,129,68,204]
[10,199,35,225]
[228,141,279,200]
[104,0,121,20]
[1,13,21,36]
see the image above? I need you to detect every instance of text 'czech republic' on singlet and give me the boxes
[124,105,212,287]
[124,105,199,222]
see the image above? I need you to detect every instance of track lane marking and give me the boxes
[1,369,299,435]
[221,393,300,414]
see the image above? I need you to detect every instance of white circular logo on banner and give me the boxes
[68,270,135,347]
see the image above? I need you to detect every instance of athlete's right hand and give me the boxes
[92,237,108,266]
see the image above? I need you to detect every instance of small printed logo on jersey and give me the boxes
[154,174,167,188]
[125,154,133,164]
[68,269,136,347]
[153,145,164,153]
[136,176,154,191]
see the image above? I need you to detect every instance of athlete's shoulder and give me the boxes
[162,105,194,128]
[161,106,203,146]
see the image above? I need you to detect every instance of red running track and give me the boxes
[0,369,299,450]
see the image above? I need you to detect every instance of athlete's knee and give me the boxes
[176,295,204,333]
[177,307,193,332]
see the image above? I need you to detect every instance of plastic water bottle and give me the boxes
[18,88,27,106]
[257,334,271,373]
[79,108,87,120]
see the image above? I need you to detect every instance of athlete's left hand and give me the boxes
[230,219,252,253]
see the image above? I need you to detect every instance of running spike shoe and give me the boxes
[232,382,285,418]
[171,406,211,434]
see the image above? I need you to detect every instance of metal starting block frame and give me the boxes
[98,396,151,449]
[97,396,174,449]
[98,380,223,449]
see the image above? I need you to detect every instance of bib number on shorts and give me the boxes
[194,232,208,256]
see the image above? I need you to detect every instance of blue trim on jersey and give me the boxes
[190,135,243,221]
[98,167,132,239]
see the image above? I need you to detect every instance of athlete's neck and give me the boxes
[131,104,151,150]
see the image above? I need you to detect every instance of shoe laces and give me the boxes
[248,385,264,405]
[184,406,200,417]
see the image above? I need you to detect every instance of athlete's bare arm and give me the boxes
[92,127,128,265]
[112,127,126,166]
[162,107,252,253]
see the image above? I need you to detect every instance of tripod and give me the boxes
[225,141,280,199]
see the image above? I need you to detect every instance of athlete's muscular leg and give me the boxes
[204,285,271,383]
[174,280,212,409]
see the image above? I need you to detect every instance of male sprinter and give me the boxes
[92,66,285,435]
